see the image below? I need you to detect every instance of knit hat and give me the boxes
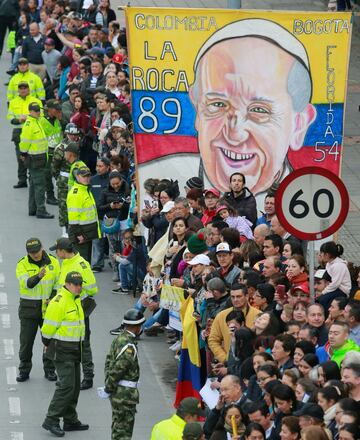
[185,177,204,191]
[187,231,207,255]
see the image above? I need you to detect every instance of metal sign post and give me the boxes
[309,241,315,304]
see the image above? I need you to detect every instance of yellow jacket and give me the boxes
[19,115,48,157]
[150,414,186,440]
[57,253,98,299]
[7,70,45,102]
[208,305,260,363]
[7,95,43,128]
[16,253,60,301]
[41,286,85,343]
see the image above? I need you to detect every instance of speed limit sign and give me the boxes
[276,167,349,241]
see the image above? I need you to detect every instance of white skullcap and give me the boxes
[194,18,310,71]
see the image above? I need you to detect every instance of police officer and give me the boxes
[7,57,45,103]
[67,166,100,262]
[65,143,86,189]
[19,102,54,219]
[7,81,42,189]
[52,123,81,237]
[42,99,63,205]
[41,271,88,437]
[104,308,145,440]
[49,237,97,390]
[15,238,60,382]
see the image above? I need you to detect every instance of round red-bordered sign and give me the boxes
[275,167,349,241]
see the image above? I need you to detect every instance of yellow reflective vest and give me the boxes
[7,95,43,128]
[150,414,186,440]
[67,182,100,242]
[41,116,63,150]
[41,286,85,344]
[7,70,45,102]
[19,115,48,158]
[57,253,98,299]
[16,254,60,301]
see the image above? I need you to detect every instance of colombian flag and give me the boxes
[174,295,202,407]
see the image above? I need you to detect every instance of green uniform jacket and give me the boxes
[331,339,360,367]
[104,330,140,405]
[41,286,85,362]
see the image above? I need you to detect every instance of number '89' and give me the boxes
[137,97,182,134]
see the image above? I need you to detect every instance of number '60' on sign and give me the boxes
[275,167,349,241]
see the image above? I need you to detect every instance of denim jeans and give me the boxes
[134,298,163,329]
[118,262,133,289]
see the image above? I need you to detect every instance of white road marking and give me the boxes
[0,253,3,263]
[4,339,14,357]
[8,397,21,417]
[0,292,8,305]
[10,433,23,440]
[6,367,17,385]
[1,313,11,328]
[0,273,5,285]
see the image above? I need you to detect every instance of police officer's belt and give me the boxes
[118,380,138,388]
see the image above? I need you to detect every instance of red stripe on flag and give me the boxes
[135,134,198,164]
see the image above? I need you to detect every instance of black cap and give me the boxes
[65,143,80,154]
[65,271,83,285]
[18,81,29,88]
[293,403,324,420]
[178,398,205,417]
[18,57,29,64]
[76,166,91,177]
[29,102,41,112]
[49,238,74,252]
[46,99,62,111]
[26,237,42,253]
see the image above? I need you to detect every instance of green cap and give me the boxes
[65,142,80,155]
[178,398,205,417]
[49,238,74,252]
[46,99,62,111]
[26,237,42,253]
[65,271,83,285]
[182,422,203,440]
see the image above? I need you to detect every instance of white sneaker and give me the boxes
[169,340,181,352]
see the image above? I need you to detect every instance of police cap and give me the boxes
[76,166,91,177]
[65,271,83,285]
[18,57,29,64]
[18,81,29,88]
[29,102,41,112]
[49,238,74,252]
[26,238,42,253]
[178,398,205,417]
[122,309,145,326]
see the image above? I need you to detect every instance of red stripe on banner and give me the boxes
[135,134,198,164]
[174,381,201,408]
[288,145,342,175]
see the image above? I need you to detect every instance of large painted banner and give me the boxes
[126,8,352,202]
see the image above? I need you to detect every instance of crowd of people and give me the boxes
[3,0,360,439]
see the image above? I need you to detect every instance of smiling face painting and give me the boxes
[190,26,316,195]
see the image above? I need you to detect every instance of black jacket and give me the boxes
[223,188,257,226]
[0,0,19,17]
[22,35,45,64]
[98,180,130,220]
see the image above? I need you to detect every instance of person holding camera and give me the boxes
[98,170,130,282]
